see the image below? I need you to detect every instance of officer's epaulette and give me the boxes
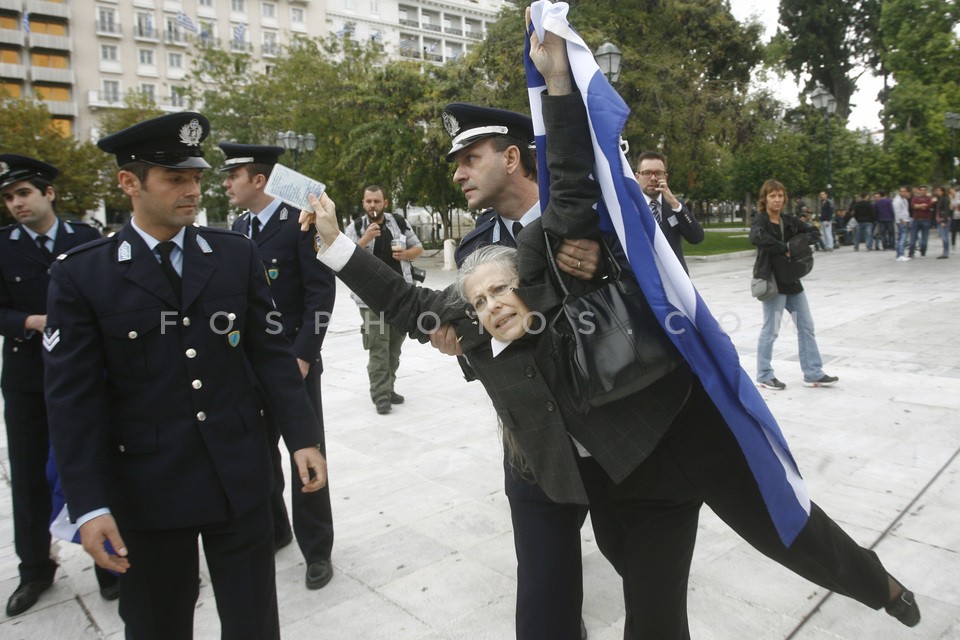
[474,208,498,226]
[55,235,115,260]
[198,226,245,237]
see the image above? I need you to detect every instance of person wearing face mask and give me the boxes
[299,11,921,638]
[750,179,837,391]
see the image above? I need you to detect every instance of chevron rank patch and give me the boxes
[43,327,60,352]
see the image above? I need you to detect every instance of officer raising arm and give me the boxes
[43,112,325,639]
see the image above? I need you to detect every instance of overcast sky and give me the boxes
[727,0,884,132]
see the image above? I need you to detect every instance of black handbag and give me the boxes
[544,232,685,414]
[410,266,426,283]
[771,218,814,284]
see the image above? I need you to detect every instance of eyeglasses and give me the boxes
[638,170,667,179]
[466,280,518,319]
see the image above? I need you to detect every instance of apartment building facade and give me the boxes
[0,0,506,143]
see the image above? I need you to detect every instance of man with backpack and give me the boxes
[345,185,423,414]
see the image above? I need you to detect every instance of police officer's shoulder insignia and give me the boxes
[196,234,213,254]
[55,253,67,261]
[10,227,21,241]
[179,118,204,147]
[43,326,60,352]
[227,330,241,347]
[118,241,132,262]
[279,206,289,221]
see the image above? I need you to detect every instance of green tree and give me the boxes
[0,97,106,222]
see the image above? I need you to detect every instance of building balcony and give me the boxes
[0,28,25,46]
[399,19,419,28]
[399,49,420,60]
[230,41,253,53]
[28,32,71,50]
[422,23,441,32]
[134,25,160,42]
[0,63,27,79]
[164,30,188,46]
[444,27,462,36]
[31,66,74,83]
[26,0,70,19]
[424,52,442,62]
[466,30,483,40]
[262,43,279,57]
[95,21,123,38]
[43,99,77,117]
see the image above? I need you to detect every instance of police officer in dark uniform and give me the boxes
[434,104,602,640]
[0,155,117,615]
[43,113,327,639]
[220,142,336,590]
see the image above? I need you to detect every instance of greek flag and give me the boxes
[46,450,119,564]
[234,22,246,44]
[525,1,811,546]
[21,11,30,33]
[176,10,198,34]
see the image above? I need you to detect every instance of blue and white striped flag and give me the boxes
[234,22,246,44]
[176,10,198,34]
[21,11,30,33]
[526,1,811,546]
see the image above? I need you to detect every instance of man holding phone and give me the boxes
[635,151,703,273]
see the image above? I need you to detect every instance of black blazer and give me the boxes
[232,202,336,364]
[332,94,691,504]
[651,198,703,273]
[44,223,320,530]
[0,220,101,392]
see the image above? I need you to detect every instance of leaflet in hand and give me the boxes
[264,164,326,212]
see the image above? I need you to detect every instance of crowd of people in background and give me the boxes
[809,186,959,260]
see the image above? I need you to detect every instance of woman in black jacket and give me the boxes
[750,179,838,390]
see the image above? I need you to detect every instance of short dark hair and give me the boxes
[758,179,787,213]
[119,160,153,185]
[489,134,537,182]
[637,150,668,171]
[363,184,386,197]
[243,162,275,182]
[10,177,57,212]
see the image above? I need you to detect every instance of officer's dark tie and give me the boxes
[36,235,53,260]
[156,241,181,299]
[250,216,261,240]
[512,221,523,238]
[649,199,662,224]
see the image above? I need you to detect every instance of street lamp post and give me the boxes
[809,85,837,197]
[593,42,622,84]
[945,112,960,184]
[275,130,316,170]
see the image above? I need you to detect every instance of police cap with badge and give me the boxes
[0,154,59,190]
[97,112,212,169]
[217,142,284,172]
[441,103,534,161]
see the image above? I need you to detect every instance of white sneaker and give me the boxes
[896,256,908,262]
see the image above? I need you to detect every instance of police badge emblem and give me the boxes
[179,119,204,147]
[0,161,8,176]
[227,330,241,347]
[267,267,279,280]
[442,111,460,137]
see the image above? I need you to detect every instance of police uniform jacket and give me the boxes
[232,202,336,364]
[43,223,320,531]
[0,220,100,392]
[455,209,516,266]
[330,94,692,504]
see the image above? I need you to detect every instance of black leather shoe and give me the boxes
[886,587,921,627]
[99,583,120,601]
[375,399,392,414]
[6,579,54,616]
[305,560,334,590]
[274,529,294,552]
[389,392,405,404]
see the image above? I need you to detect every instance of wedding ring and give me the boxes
[577,260,582,269]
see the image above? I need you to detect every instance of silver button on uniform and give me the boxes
[182,317,191,326]
[196,411,206,421]
[128,331,138,339]
[185,348,197,358]
[191,380,202,389]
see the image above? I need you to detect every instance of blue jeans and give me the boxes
[821,220,834,250]
[909,219,931,257]
[938,222,950,256]
[896,222,911,257]
[855,222,874,250]
[876,220,895,249]
[757,291,825,383]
